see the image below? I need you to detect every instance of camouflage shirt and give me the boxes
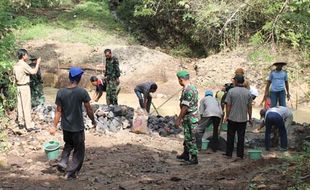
[180,84,199,120]
[105,56,120,81]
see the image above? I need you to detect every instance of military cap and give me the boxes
[176,70,190,78]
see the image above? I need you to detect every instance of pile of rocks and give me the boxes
[148,115,182,137]
[33,105,56,126]
[31,104,181,137]
[93,105,134,133]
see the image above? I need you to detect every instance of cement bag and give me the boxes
[131,108,149,134]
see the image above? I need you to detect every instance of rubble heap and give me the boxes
[32,104,181,137]
[93,105,134,133]
[148,115,182,137]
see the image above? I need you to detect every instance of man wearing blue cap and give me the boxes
[196,90,223,152]
[51,67,96,179]
[176,70,199,165]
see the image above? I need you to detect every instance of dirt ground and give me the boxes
[1,126,291,190]
[2,5,308,189]
[1,88,308,189]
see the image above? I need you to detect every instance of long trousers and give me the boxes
[226,120,247,158]
[59,130,85,176]
[270,90,286,107]
[16,85,33,128]
[134,89,152,113]
[265,112,287,150]
[196,116,221,151]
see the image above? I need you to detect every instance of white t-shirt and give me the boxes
[266,106,293,120]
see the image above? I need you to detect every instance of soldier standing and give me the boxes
[29,55,45,108]
[13,49,41,131]
[175,70,199,165]
[104,49,120,105]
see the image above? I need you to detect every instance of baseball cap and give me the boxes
[205,90,213,97]
[233,75,244,84]
[69,67,84,77]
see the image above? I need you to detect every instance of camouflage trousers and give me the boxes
[106,79,120,105]
[182,117,198,157]
[30,84,45,108]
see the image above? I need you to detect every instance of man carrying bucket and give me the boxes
[50,67,96,179]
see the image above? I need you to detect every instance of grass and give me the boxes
[0,129,9,153]
[14,0,134,46]
[248,49,274,64]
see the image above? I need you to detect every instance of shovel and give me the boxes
[151,102,160,116]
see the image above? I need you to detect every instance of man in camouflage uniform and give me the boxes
[29,55,45,108]
[176,70,199,165]
[104,49,120,105]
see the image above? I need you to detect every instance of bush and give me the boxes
[116,0,310,57]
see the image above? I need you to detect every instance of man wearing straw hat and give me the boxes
[263,61,290,107]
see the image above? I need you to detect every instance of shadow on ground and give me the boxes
[0,142,284,190]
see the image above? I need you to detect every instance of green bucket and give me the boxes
[207,124,213,132]
[248,149,262,160]
[43,141,60,160]
[221,123,228,131]
[201,139,209,150]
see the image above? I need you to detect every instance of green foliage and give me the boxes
[250,32,264,46]
[248,49,274,63]
[287,141,310,189]
[117,0,310,57]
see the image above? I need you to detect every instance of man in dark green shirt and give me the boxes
[176,70,199,165]
[104,49,120,105]
[29,55,45,108]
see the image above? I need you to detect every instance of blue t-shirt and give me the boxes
[268,70,288,92]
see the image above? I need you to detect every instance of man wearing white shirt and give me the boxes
[258,106,293,151]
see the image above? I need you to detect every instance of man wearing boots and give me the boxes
[175,70,199,165]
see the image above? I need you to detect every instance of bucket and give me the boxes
[207,124,213,132]
[221,123,228,131]
[201,139,209,150]
[43,141,60,160]
[248,149,262,160]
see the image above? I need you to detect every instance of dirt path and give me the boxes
[1,129,284,190]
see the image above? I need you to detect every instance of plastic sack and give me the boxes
[131,108,149,134]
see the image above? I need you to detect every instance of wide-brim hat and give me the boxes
[273,61,287,66]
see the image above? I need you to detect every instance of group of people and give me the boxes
[175,61,293,165]
[12,47,293,178]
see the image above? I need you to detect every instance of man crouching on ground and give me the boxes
[50,67,96,179]
[175,70,199,165]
